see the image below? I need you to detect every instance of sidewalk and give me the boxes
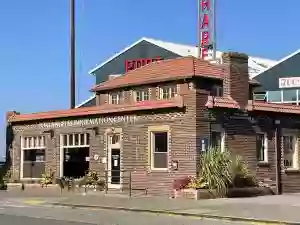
[52,194,300,224]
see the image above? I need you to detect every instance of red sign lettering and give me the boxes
[199,0,213,59]
[201,31,209,46]
[201,0,210,11]
[201,14,209,29]
[125,57,162,72]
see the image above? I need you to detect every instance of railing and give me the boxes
[103,170,148,197]
[253,89,300,104]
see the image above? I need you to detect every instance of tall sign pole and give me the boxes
[70,0,76,109]
[198,0,216,61]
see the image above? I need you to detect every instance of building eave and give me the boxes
[252,48,300,78]
[205,96,240,109]
[247,100,300,114]
[8,97,184,123]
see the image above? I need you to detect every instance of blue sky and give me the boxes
[0,0,299,158]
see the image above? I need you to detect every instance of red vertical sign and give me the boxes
[198,0,215,60]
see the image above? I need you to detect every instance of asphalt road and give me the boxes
[0,198,248,225]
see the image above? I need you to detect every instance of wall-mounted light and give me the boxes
[275,120,281,125]
[171,160,179,171]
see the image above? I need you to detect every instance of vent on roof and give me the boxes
[108,74,122,80]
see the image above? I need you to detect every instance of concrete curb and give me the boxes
[52,202,298,225]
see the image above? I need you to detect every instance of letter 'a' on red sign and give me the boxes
[201,31,209,46]
[201,0,210,11]
[201,14,209,29]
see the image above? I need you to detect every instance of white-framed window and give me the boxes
[210,124,225,152]
[149,127,169,170]
[135,89,149,102]
[283,133,298,169]
[59,133,91,178]
[109,92,120,104]
[256,133,268,162]
[159,86,177,100]
[61,133,90,147]
[21,136,46,179]
[109,134,121,145]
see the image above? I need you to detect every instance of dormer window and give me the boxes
[135,89,149,102]
[109,92,120,104]
[211,85,223,97]
[159,86,177,100]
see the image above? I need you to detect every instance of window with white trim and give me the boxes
[210,124,225,152]
[150,131,168,169]
[159,86,177,100]
[109,134,121,145]
[135,89,149,102]
[62,133,90,147]
[283,135,298,169]
[21,136,46,179]
[256,133,268,162]
[109,92,120,104]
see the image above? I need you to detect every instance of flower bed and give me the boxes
[174,188,217,200]
[174,186,274,200]
[172,147,275,200]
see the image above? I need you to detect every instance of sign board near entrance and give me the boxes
[279,77,300,88]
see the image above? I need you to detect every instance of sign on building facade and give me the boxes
[198,0,216,60]
[279,77,300,88]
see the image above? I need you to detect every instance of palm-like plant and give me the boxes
[199,147,233,196]
[197,147,257,196]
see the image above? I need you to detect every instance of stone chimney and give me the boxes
[222,52,249,109]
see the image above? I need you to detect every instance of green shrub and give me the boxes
[190,147,257,196]
[199,147,233,196]
[40,171,54,187]
[78,170,105,190]
[231,155,257,188]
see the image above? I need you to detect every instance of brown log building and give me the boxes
[6,52,300,196]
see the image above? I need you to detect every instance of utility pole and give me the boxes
[70,0,76,109]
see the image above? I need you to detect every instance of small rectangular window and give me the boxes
[210,125,225,152]
[256,133,268,162]
[22,136,46,149]
[80,133,85,146]
[159,86,177,100]
[136,89,150,102]
[110,93,120,104]
[283,135,297,169]
[211,85,223,97]
[74,133,79,145]
[151,132,168,169]
[211,131,221,149]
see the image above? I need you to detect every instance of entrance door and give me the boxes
[110,149,120,184]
